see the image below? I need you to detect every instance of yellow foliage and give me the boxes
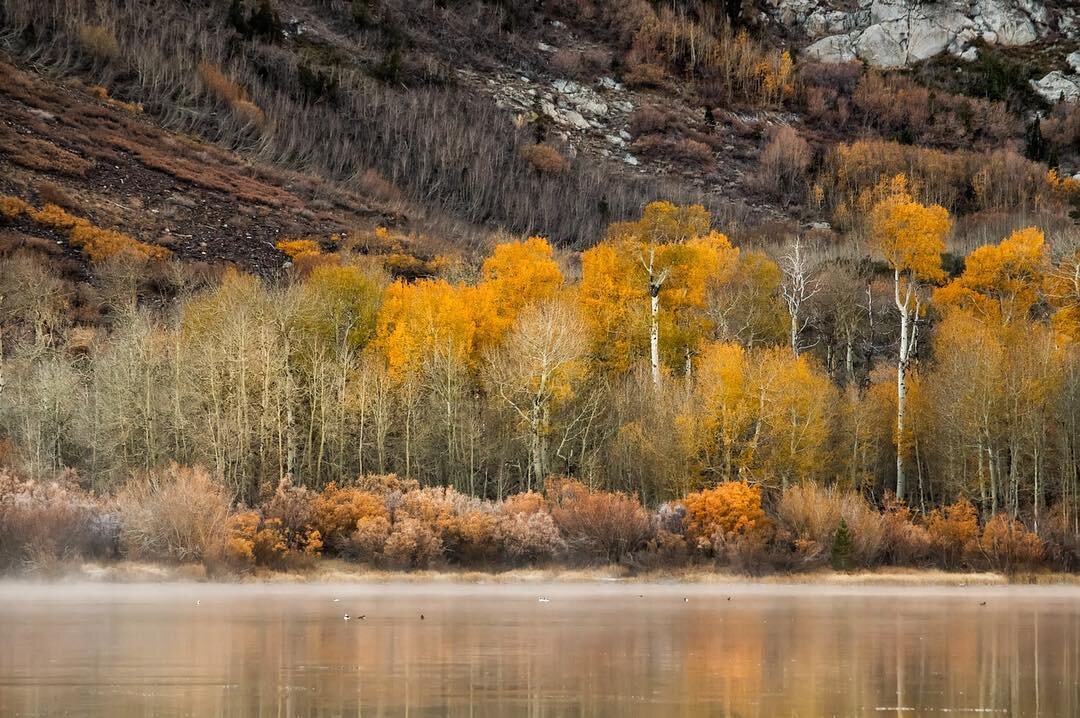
[869,175,950,283]
[934,227,1046,324]
[276,238,322,260]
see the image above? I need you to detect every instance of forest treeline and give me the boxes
[3,182,1080,572]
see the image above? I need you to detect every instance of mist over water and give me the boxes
[0,582,1077,716]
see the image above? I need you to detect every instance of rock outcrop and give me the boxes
[769,0,1077,68]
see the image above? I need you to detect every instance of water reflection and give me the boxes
[0,583,1077,716]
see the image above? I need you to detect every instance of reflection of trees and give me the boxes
[0,592,1077,715]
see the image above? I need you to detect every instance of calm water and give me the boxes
[0,582,1078,717]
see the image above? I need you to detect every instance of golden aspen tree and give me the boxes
[580,202,737,384]
[869,175,951,500]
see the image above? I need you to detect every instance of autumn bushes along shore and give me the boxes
[0,466,1061,576]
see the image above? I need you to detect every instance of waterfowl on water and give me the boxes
[538,597,550,603]
[343,614,350,621]
[420,614,425,620]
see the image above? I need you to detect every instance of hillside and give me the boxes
[1,0,1079,271]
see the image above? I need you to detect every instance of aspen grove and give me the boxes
[2,185,1080,572]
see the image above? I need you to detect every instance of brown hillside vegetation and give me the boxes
[0,61,399,273]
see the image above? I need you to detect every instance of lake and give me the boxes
[0,581,1077,716]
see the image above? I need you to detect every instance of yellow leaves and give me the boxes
[682,342,835,485]
[276,238,321,260]
[581,203,738,374]
[869,175,950,283]
[606,200,711,244]
[293,263,382,350]
[934,227,1046,324]
[480,236,564,337]
[0,195,31,220]
[375,278,476,380]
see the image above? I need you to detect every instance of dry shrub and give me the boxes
[500,490,546,515]
[550,48,584,78]
[879,497,931,566]
[0,470,116,572]
[754,126,811,199]
[546,478,652,564]
[979,514,1043,573]
[629,106,679,138]
[78,24,119,62]
[551,48,611,79]
[115,464,231,564]
[1041,505,1080,571]
[640,528,689,568]
[494,510,564,565]
[0,126,94,177]
[311,483,388,552]
[671,138,713,165]
[682,482,768,555]
[841,496,885,567]
[355,169,403,203]
[383,517,443,568]
[354,473,421,496]
[776,483,845,566]
[623,61,668,89]
[350,512,391,563]
[35,181,79,211]
[197,61,266,128]
[926,499,980,569]
[520,144,570,175]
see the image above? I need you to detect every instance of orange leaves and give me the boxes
[682,482,768,549]
[869,175,950,284]
[3,199,170,263]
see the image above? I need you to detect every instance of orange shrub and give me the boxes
[926,499,979,569]
[979,514,1043,573]
[224,511,291,569]
[0,195,31,220]
[23,203,168,262]
[520,144,570,175]
[276,238,322,260]
[682,482,768,553]
[311,483,388,551]
[546,478,652,564]
[500,491,546,515]
[443,510,499,565]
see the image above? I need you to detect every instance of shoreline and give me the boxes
[15,559,1080,587]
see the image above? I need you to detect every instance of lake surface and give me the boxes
[0,581,1078,716]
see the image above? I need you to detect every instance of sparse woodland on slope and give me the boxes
[1,1,1080,575]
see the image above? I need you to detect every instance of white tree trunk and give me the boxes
[650,290,661,386]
